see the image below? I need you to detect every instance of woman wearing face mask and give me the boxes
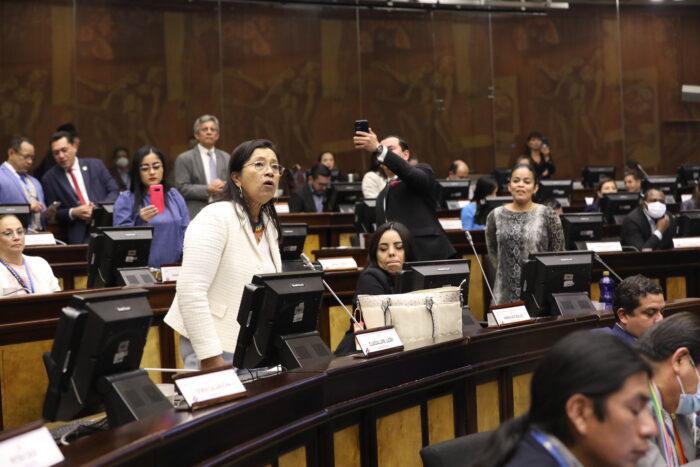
[110,146,131,191]
[621,188,676,251]
[485,163,564,305]
[113,146,190,268]
[637,312,700,466]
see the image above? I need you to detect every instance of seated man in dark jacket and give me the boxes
[289,163,330,213]
[621,188,675,251]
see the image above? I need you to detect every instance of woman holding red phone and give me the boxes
[113,146,190,268]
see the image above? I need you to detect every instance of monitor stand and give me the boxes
[98,369,173,427]
[278,331,332,370]
[282,259,308,272]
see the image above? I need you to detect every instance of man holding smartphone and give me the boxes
[353,128,456,261]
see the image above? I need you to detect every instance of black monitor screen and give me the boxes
[560,213,604,250]
[520,251,593,317]
[537,180,573,207]
[354,199,377,233]
[394,259,470,303]
[0,203,31,229]
[643,175,678,203]
[581,166,616,188]
[483,196,512,220]
[677,210,700,237]
[492,168,512,191]
[43,289,153,422]
[87,226,153,288]
[678,165,700,188]
[328,182,363,212]
[279,223,307,261]
[600,192,640,224]
[234,270,325,369]
[436,179,471,209]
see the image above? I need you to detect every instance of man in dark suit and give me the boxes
[621,188,675,251]
[42,131,120,244]
[289,163,331,213]
[354,130,456,261]
[174,115,231,219]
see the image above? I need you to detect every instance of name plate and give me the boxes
[681,193,692,203]
[439,218,463,231]
[584,196,594,206]
[674,237,700,249]
[23,233,56,246]
[160,265,182,282]
[585,241,623,252]
[355,326,404,357]
[0,422,64,466]
[274,203,290,214]
[490,301,533,327]
[173,366,246,410]
[317,256,358,271]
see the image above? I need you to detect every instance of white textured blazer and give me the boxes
[164,201,282,360]
[0,255,61,297]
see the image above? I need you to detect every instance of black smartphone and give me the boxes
[542,137,549,146]
[354,120,369,134]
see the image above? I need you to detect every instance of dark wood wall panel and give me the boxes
[1,1,699,180]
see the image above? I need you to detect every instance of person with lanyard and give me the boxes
[0,214,60,297]
[0,137,47,232]
[467,331,656,466]
[637,312,700,466]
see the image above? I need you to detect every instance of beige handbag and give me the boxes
[356,286,463,344]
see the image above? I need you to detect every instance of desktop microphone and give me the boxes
[636,163,650,180]
[464,231,496,301]
[592,252,623,282]
[299,253,362,328]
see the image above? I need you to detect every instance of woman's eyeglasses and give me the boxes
[244,161,284,175]
[139,163,163,172]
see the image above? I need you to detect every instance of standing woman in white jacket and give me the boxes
[165,139,284,370]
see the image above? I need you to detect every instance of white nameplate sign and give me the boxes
[674,237,700,249]
[491,302,532,327]
[160,265,182,282]
[318,257,358,271]
[681,193,692,203]
[355,326,404,357]
[439,218,463,231]
[23,233,57,246]
[584,196,594,206]
[173,366,246,410]
[585,241,623,252]
[274,203,290,214]
[0,423,64,466]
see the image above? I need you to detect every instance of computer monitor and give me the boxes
[234,270,330,370]
[436,179,471,209]
[90,201,116,229]
[600,192,640,224]
[483,196,512,220]
[354,199,377,233]
[279,223,307,261]
[677,210,700,237]
[328,182,363,213]
[643,175,679,203]
[492,168,512,191]
[0,203,31,228]
[581,166,616,188]
[537,180,573,207]
[87,226,153,288]
[677,165,700,189]
[520,251,593,317]
[560,213,604,250]
[42,289,171,426]
[394,259,470,303]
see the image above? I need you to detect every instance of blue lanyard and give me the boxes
[0,257,35,293]
[530,430,570,467]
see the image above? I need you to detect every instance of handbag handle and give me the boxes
[382,297,392,326]
[425,297,436,339]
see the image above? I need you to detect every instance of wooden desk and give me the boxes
[56,300,700,466]
[24,244,88,290]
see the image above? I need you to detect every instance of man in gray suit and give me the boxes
[174,115,231,219]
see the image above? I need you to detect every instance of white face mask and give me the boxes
[646,201,666,219]
[115,157,129,169]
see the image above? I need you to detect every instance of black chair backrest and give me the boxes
[420,430,493,467]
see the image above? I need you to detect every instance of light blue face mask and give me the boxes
[675,356,700,415]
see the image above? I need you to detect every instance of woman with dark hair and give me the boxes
[361,151,387,199]
[637,312,700,466]
[334,221,414,355]
[113,146,189,268]
[318,150,341,181]
[486,163,563,305]
[584,177,618,213]
[461,175,498,230]
[681,181,700,211]
[521,132,555,179]
[165,139,285,369]
[469,331,656,467]
[110,146,131,191]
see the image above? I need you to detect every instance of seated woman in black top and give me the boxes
[584,177,617,212]
[520,132,555,179]
[334,221,414,355]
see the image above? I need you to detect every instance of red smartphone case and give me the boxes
[149,184,165,213]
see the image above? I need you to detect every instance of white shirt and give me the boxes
[257,230,277,274]
[63,157,91,207]
[0,255,61,297]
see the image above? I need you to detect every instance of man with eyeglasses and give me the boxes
[0,137,46,232]
[289,163,331,213]
[174,115,231,219]
[41,131,119,244]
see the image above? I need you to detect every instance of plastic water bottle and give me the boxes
[599,271,615,311]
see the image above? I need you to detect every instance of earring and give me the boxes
[238,186,243,198]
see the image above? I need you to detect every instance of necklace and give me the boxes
[254,218,265,234]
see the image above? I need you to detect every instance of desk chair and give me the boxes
[420,430,493,467]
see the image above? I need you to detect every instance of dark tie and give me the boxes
[67,168,87,205]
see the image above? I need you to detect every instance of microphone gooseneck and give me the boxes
[464,231,495,301]
[592,252,623,282]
